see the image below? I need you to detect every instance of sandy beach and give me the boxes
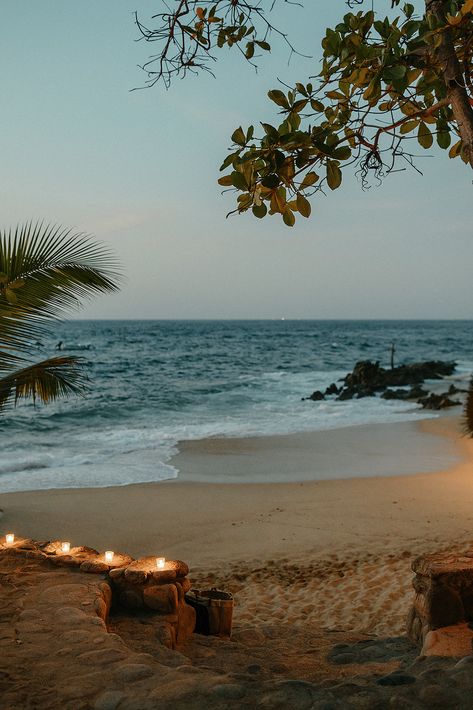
[2,413,473,628]
[3,411,473,708]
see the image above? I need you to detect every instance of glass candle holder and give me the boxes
[156,557,166,570]
[61,541,71,553]
[104,550,114,563]
[5,533,14,545]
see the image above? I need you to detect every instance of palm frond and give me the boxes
[0,355,87,411]
[463,377,473,437]
[0,356,87,410]
[0,222,121,361]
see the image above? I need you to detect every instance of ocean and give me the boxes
[1,320,472,493]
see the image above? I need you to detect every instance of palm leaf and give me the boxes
[0,356,87,410]
[0,222,121,366]
[463,377,473,437]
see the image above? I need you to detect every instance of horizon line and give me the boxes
[69,317,473,322]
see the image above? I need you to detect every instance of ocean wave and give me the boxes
[0,455,54,475]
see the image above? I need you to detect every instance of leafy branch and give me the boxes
[215,1,473,225]
[134,0,307,89]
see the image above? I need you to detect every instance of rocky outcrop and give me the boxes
[341,360,456,399]
[418,393,461,410]
[325,382,340,396]
[381,386,428,401]
[302,389,325,401]
[303,359,459,406]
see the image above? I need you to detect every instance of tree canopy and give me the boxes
[137,0,473,226]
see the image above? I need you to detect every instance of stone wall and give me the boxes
[0,536,196,650]
[407,551,473,657]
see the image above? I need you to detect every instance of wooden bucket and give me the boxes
[185,588,234,637]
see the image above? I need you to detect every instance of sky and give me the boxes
[1,1,472,319]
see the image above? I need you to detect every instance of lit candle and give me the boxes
[156,557,166,570]
[5,533,14,545]
[61,541,71,553]
[104,550,114,563]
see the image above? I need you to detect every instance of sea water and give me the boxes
[1,320,472,492]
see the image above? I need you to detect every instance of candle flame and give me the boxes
[156,557,166,570]
[61,542,71,553]
[5,533,14,545]
[105,550,114,563]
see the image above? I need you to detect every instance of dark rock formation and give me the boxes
[324,382,340,396]
[342,360,456,395]
[447,384,467,395]
[303,359,459,407]
[337,388,354,401]
[418,393,461,410]
[302,390,325,402]
[381,386,429,401]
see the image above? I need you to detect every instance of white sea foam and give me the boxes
[0,385,438,493]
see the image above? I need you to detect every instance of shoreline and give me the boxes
[1,411,472,568]
[0,409,463,496]
[170,410,463,484]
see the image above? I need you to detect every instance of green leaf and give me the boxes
[296,194,311,218]
[261,174,280,189]
[261,123,279,141]
[252,203,267,219]
[417,122,433,149]
[255,40,270,51]
[437,130,451,150]
[220,153,237,172]
[231,127,246,146]
[326,160,342,190]
[363,77,381,104]
[310,100,324,113]
[237,193,253,210]
[292,99,308,113]
[400,119,418,134]
[332,146,351,161]
[449,139,462,158]
[268,90,289,109]
[383,65,407,84]
[282,209,295,227]
[300,172,319,189]
[230,171,248,190]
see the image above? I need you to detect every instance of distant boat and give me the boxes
[55,342,93,351]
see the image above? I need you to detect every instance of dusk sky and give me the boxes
[2,1,472,319]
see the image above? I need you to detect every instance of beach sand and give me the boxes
[2,412,473,707]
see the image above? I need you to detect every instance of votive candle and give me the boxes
[156,557,166,570]
[61,541,71,553]
[5,533,14,545]
[105,550,114,563]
